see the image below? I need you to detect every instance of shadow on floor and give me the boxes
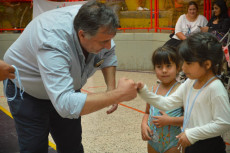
[0,110,56,153]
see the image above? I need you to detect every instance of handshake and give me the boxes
[115,77,145,102]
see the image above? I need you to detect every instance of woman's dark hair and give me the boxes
[152,46,181,69]
[73,0,119,37]
[179,32,223,75]
[212,0,228,19]
[187,1,198,10]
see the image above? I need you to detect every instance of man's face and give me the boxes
[78,27,116,54]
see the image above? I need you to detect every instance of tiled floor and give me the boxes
[0,70,229,153]
[81,71,156,153]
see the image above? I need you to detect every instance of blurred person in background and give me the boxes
[164,1,208,48]
[201,0,230,44]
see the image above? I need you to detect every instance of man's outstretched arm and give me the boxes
[80,78,137,116]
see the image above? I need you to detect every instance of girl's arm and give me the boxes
[141,113,149,127]
[141,104,152,140]
[138,84,184,111]
[167,116,184,126]
[152,111,183,127]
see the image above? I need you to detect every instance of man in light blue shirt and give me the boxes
[3,1,137,153]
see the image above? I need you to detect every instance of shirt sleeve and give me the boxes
[36,31,87,119]
[185,84,230,144]
[138,83,184,110]
[174,15,184,35]
[201,15,208,27]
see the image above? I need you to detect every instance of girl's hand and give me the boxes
[176,132,191,148]
[152,111,170,128]
[136,82,144,90]
[141,123,153,141]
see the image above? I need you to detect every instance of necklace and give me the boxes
[182,76,216,132]
[150,81,178,142]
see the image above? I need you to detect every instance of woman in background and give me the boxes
[201,0,230,37]
[164,1,208,48]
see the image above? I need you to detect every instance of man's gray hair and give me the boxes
[74,0,119,37]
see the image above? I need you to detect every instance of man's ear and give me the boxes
[78,30,85,39]
[204,60,212,70]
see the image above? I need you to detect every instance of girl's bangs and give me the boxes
[153,51,172,66]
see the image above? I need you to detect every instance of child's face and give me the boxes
[182,61,207,80]
[155,61,178,84]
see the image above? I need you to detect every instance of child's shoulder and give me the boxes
[175,81,181,88]
[152,83,159,93]
[207,79,229,100]
[209,79,225,90]
[169,81,181,94]
[182,78,195,87]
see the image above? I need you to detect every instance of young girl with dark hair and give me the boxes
[141,46,184,153]
[138,32,230,153]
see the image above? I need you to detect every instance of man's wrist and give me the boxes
[106,86,115,91]
[111,88,124,103]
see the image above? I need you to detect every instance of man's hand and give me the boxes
[0,60,15,81]
[116,77,137,102]
[81,78,137,116]
[101,66,118,114]
[106,87,118,114]
[106,104,118,114]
